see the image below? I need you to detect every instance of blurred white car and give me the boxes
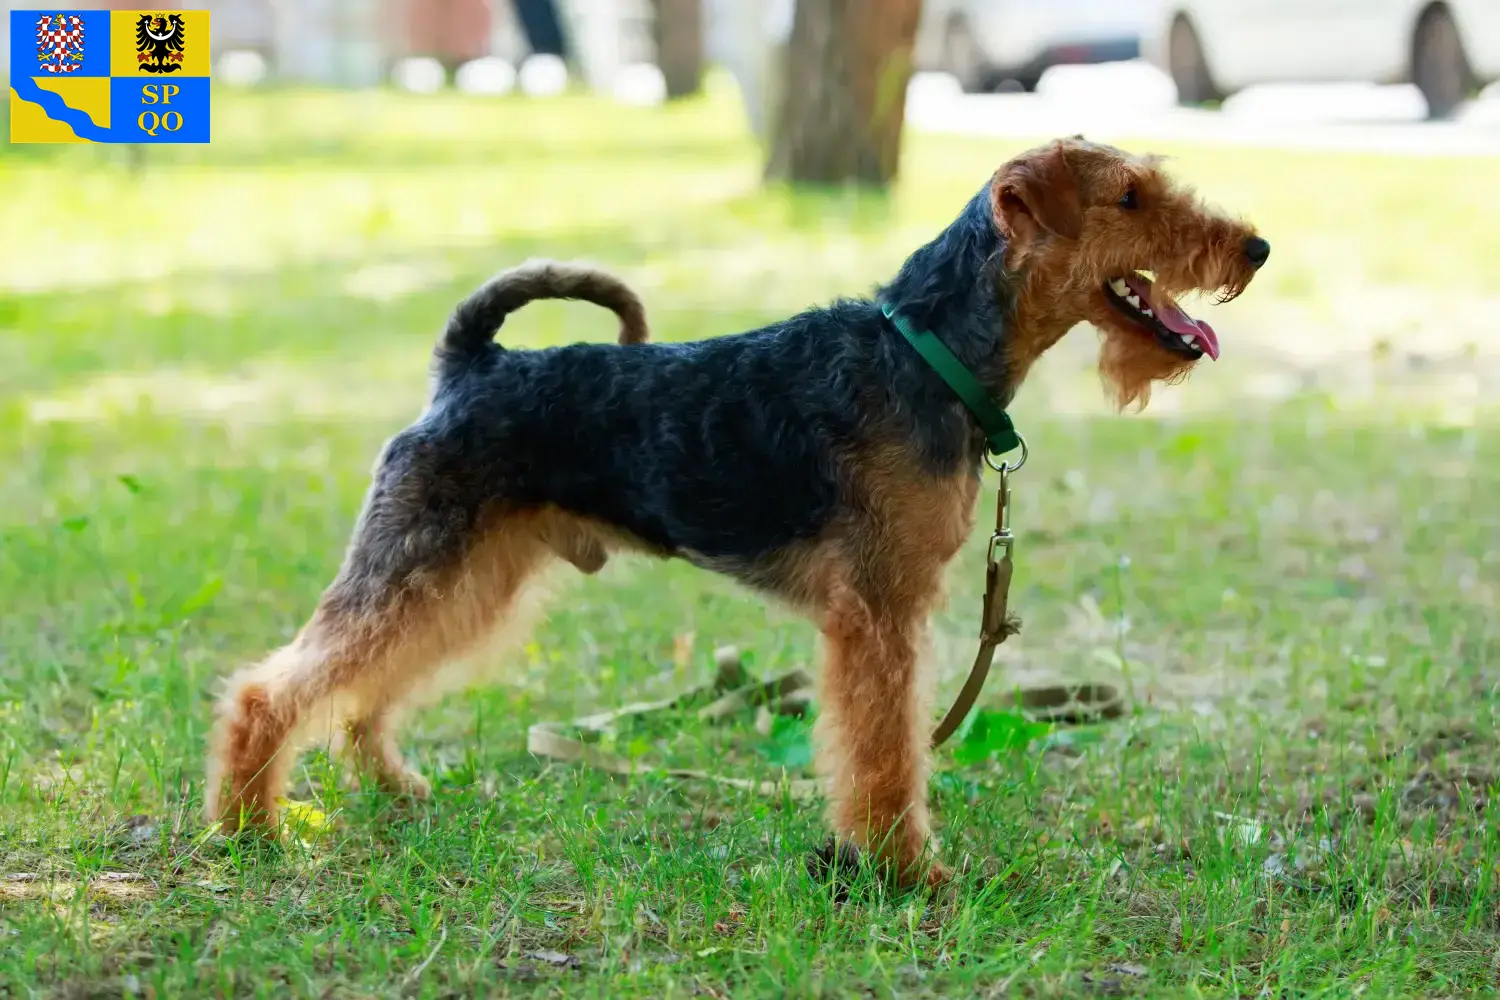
[915,0,1154,92]
[1144,0,1500,118]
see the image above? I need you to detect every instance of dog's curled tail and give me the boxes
[435,259,649,372]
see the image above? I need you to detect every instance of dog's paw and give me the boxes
[807,837,958,898]
[399,769,432,799]
[206,791,279,836]
[807,837,861,880]
[377,767,431,800]
[923,859,955,891]
[806,837,862,900]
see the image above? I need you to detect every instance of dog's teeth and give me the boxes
[1141,308,1153,318]
[1126,294,1141,308]
[1110,279,1129,295]
[1180,333,1195,345]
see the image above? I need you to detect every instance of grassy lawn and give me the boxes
[2,82,1500,998]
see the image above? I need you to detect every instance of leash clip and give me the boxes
[981,464,1016,641]
[987,462,1014,558]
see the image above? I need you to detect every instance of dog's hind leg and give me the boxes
[204,601,386,831]
[342,700,431,799]
[339,522,560,798]
[206,506,552,831]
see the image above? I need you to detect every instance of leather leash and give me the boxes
[929,457,1126,743]
[930,459,1021,746]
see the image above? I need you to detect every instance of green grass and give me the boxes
[2,82,1500,998]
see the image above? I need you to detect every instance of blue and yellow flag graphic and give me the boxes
[10,9,211,144]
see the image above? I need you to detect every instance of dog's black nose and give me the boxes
[1243,236,1270,269]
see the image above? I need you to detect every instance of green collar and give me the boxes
[882,303,1022,458]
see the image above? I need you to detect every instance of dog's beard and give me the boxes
[1096,321,1198,411]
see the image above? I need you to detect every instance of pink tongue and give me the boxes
[1124,274,1220,361]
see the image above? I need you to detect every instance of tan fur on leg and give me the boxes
[206,513,556,831]
[814,577,939,885]
[805,453,977,886]
[343,706,432,798]
[204,634,348,830]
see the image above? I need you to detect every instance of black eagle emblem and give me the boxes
[135,13,186,74]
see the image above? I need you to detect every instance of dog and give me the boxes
[206,136,1267,887]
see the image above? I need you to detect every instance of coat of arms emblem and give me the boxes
[35,13,86,75]
[135,13,187,74]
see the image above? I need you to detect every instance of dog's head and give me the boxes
[991,137,1266,409]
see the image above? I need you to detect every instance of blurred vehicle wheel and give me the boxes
[1412,5,1472,119]
[945,15,991,93]
[1168,15,1220,105]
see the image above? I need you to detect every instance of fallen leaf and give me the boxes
[278,798,331,836]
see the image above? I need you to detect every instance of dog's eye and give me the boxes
[1118,188,1139,210]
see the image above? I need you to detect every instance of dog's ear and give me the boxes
[992,142,1082,241]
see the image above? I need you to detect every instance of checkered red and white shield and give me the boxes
[36,14,86,74]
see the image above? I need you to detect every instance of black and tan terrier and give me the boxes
[207,137,1267,886]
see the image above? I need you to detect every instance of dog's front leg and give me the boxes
[814,580,946,887]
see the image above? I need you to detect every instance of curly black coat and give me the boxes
[342,184,1011,613]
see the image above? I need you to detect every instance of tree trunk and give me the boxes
[651,0,704,100]
[765,0,924,188]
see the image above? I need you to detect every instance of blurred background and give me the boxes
[5,0,1498,439]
